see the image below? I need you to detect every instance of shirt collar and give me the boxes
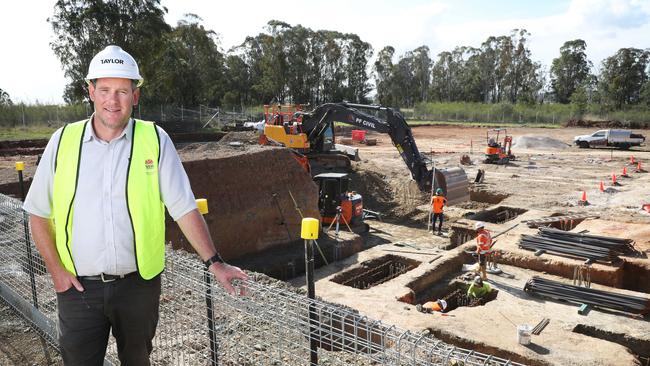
[83,114,134,143]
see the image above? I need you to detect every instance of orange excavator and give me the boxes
[484,128,515,165]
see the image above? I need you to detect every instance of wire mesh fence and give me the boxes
[0,104,262,133]
[0,193,524,366]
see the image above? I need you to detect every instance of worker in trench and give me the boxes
[475,221,493,280]
[417,299,448,313]
[23,45,248,366]
[430,188,447,235]
[467,276,492,299]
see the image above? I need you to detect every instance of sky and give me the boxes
[1,0,649,104]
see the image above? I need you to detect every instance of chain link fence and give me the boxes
[0,104,262,133]
[0,193,524,366]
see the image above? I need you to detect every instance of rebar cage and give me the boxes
[0,193,523,366]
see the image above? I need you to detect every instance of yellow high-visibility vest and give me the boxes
[52,119,165,279]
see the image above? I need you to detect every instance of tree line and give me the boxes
[47,0,372,108]
[5,0,648,113]
[376,32,650,112]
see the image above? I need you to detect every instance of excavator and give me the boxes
[484,128,515,164]
[261,102,470,227]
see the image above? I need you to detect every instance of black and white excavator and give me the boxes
[296,102,469,203]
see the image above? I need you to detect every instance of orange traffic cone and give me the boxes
[578,190,589,206]
[630,155,636,165]
[611,173,621,186]
[636,162,645,173]
[599,181,605,192]
[622,166,629,177]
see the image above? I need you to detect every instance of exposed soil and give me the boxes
[0,299,61,365]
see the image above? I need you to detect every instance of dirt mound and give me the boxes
[177,131,264,160]
[349,164,428,223]
[565,119,647,129]
[168,147,320,261]
[511,135,570,150]
[217,131,260,145]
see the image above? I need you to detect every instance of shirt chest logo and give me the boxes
[145,159,155,173]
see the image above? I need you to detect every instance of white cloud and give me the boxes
[424,0,650,70]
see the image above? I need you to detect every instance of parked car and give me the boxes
[573,129,645,150]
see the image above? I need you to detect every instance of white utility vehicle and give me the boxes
[574,129,645,150]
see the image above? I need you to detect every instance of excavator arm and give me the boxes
[298,102,469,204]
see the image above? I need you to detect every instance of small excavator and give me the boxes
[484,128,515,165]
[312,172,369,233]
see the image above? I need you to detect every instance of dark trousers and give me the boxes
[432,213,444,232]
[56,274,161,366]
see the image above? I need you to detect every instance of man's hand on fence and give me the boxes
[52,268,84,293]
[209,262,248,296]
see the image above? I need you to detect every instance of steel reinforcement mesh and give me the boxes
[0,194,523,366]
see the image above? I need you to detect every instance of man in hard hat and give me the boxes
[467,276,492,299]
[416,299,448,313]
[23,45,248,365]
[430,188,447,235]
[474,221,492,280]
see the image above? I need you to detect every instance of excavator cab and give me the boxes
[313,173,368,232]
[262,104,310,149]
[484,128,515,164]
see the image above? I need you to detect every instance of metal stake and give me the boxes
[17,163,38,309]
[204,270,218,366]
[305,238,318,365]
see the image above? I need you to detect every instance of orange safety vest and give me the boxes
[476,229,492,253]
[431,195,447,214]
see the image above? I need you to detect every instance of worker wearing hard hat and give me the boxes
[467,276,492,298]
[23,45,248,365]
[474,221,492,280]
[430,188,447,235]
[417,299,448,313]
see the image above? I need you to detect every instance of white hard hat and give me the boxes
[85,45,143,86]
[474,221,485,230]
[437,299,448,310]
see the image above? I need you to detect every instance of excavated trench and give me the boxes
[400,279,498,312]
[498,250,650,294]
[469,206,528,224]
[448,225,477,248]
[469,189,509,204]
[396,253,473,304]
[0,180,31,199]
[573,324,650,364]
[330,255,421,289]
[544,212,588,231]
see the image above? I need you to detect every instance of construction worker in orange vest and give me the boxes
[474,221,492,280]
[431,188,447,235]
[416,299,448,313]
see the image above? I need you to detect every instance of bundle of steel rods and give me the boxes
[538,228,637,255]
[524,276,650,315]
[518,227,635,262]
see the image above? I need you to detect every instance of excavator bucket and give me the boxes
[430,167,470,206]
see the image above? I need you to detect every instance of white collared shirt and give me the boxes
[23,117,197,276]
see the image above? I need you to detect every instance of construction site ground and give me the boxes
[1,124,649,365]
[295,125,650,366]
